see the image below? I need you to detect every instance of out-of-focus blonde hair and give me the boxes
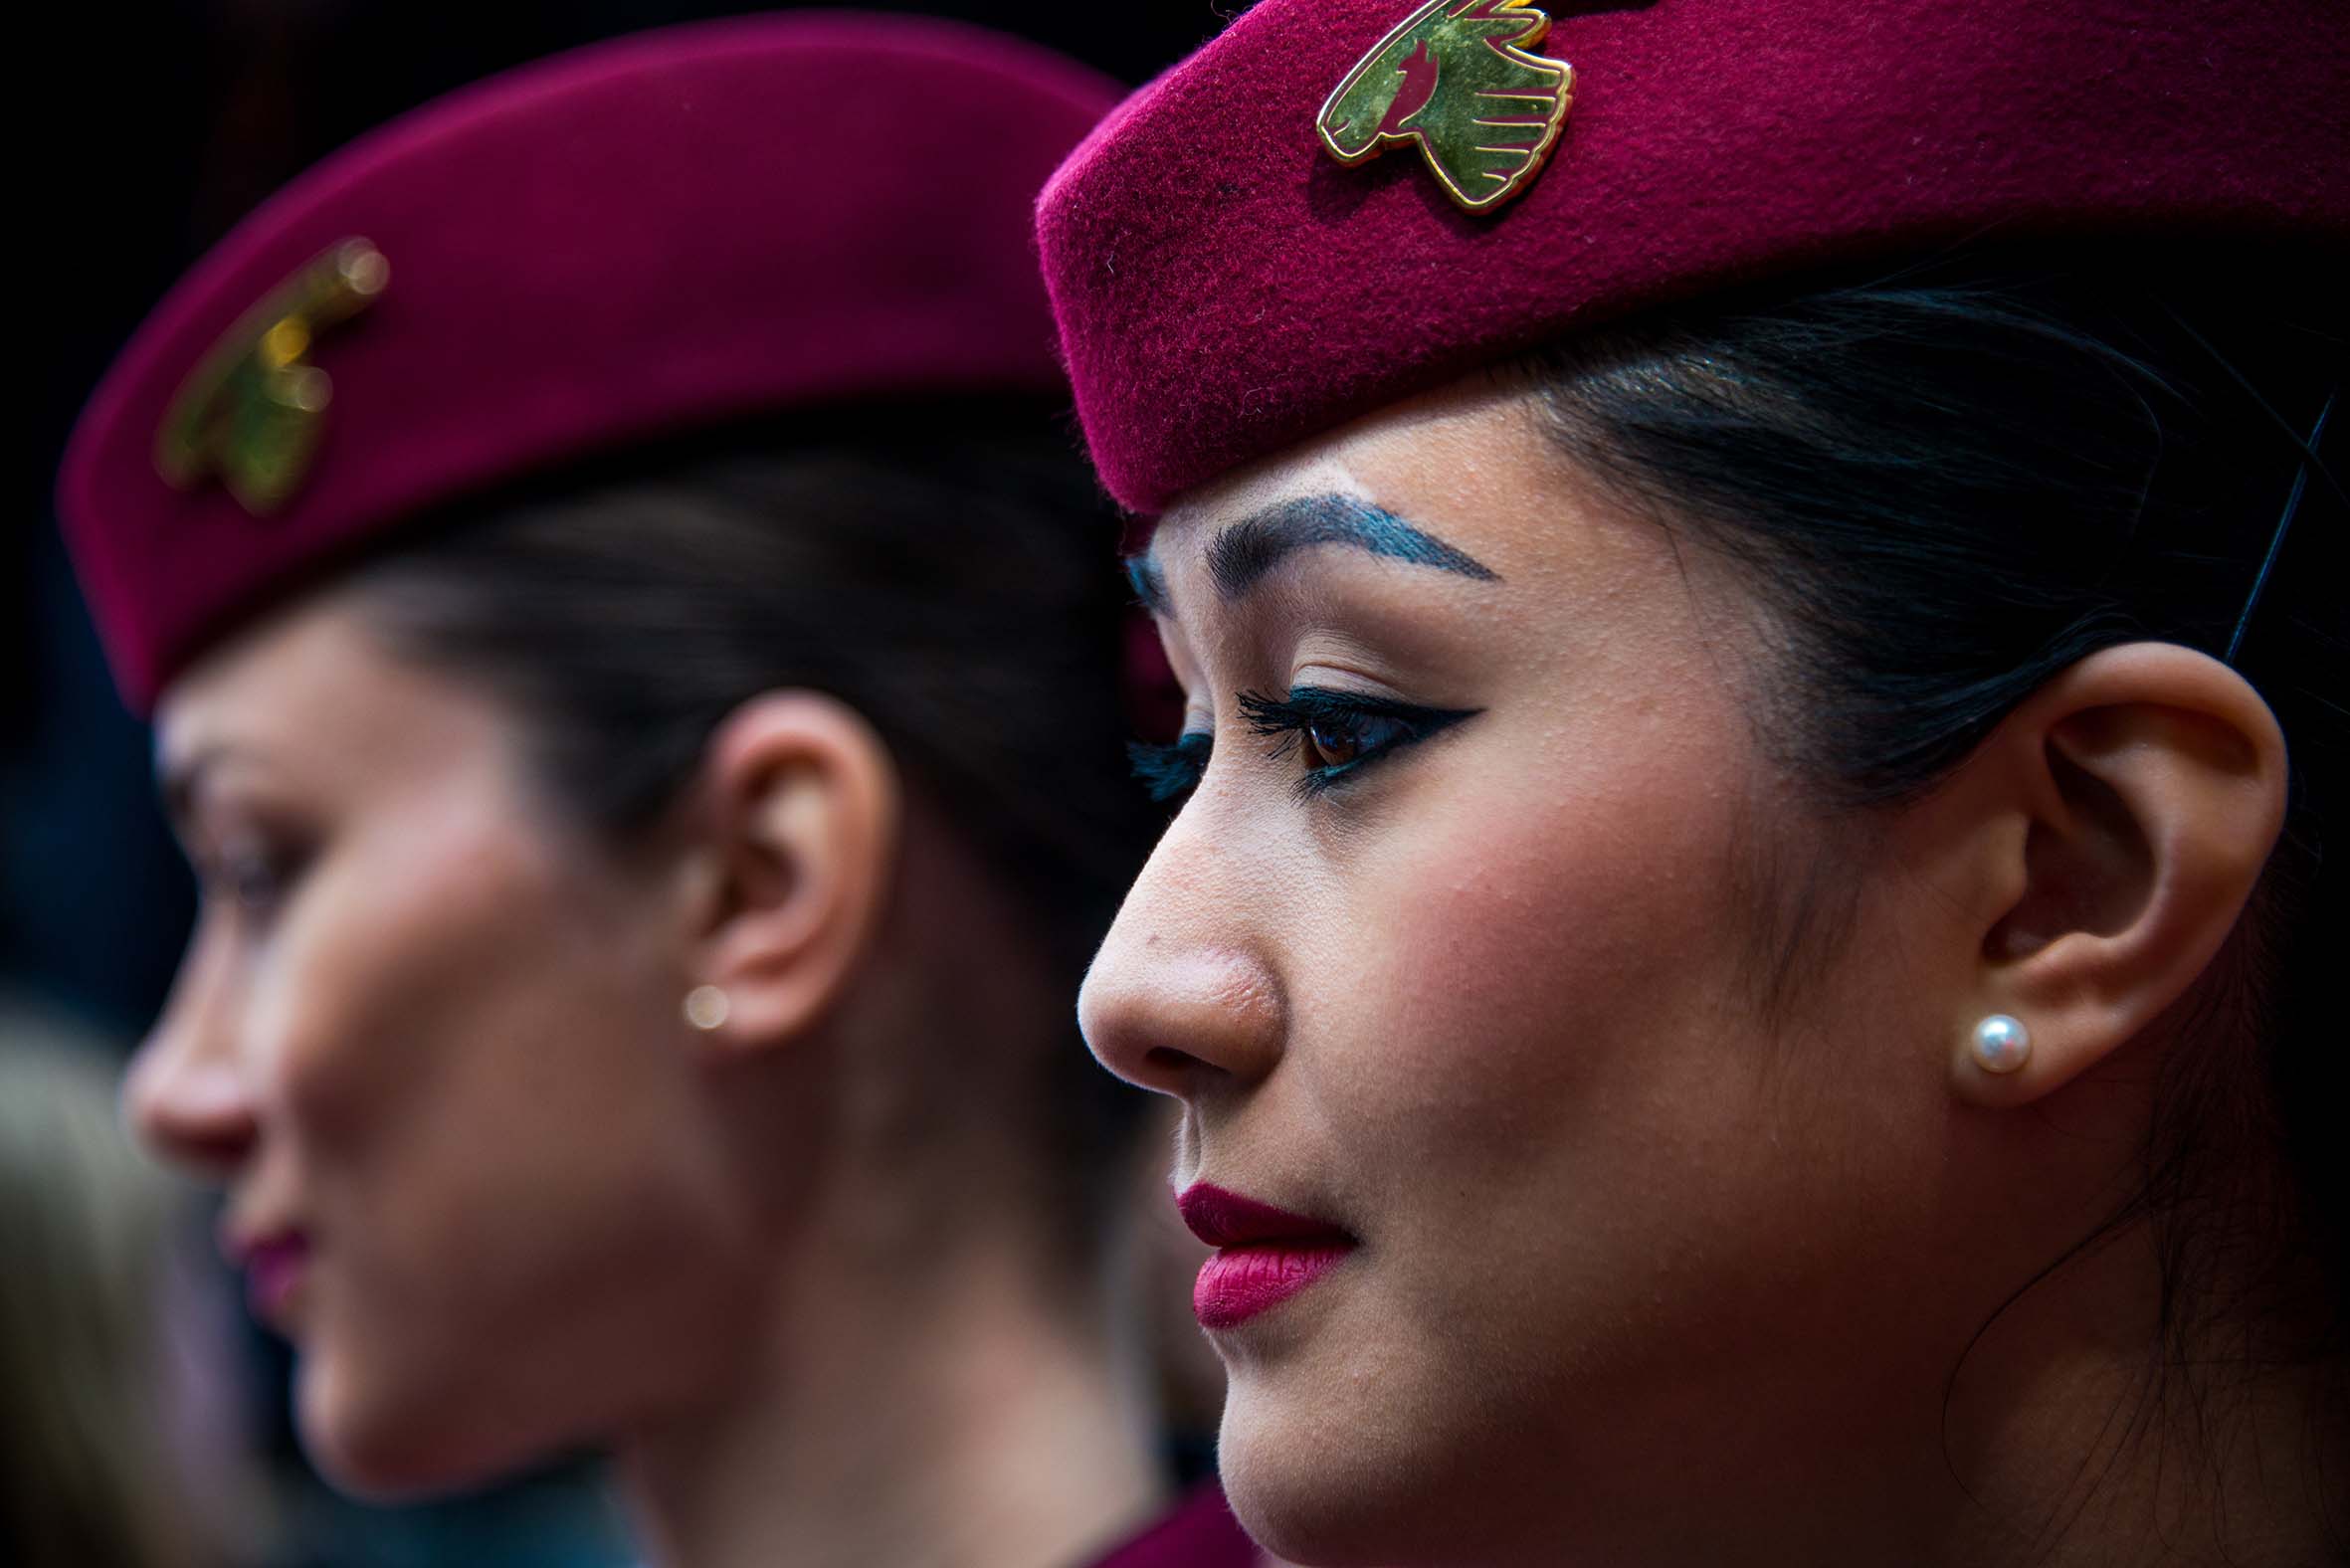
[0,1003,209,1568]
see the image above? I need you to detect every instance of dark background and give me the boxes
[16,6,1231,1563]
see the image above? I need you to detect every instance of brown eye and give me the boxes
[1302,719,1362,768]
[1237,686,1478,797]
[225,849,284,911]
[204,834,308,922]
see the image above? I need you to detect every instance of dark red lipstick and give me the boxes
[1178,1183,1354,1330]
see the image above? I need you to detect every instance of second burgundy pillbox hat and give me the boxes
[59,13,1121,712]
[1036,0,2349,514]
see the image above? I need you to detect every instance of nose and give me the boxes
[1077,813,1284,1098]
[124,921,259,1180]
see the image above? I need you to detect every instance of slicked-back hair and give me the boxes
[1527,241,2347,1458]
[356,399,1160,1265]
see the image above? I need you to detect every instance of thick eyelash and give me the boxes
[1127,731,1213,802]
[195,836,309,926]
[1237,686,1478,800]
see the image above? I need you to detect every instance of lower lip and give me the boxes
[1194,1244,1350,1329]
[244,1238,312,1326]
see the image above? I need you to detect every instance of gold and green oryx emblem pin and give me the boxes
[155,238,390,515]
[1317,0,1574,213]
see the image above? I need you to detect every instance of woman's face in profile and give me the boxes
[129,595,762,1496]
[1080,382,2029,1561]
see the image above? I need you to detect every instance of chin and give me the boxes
[1217,1372,1446,1567]
[295,1351,536,1503]
[1220,1346,1567,1568]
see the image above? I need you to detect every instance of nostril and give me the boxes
[1143,1045,1199,1078]
[172,1126,259,1178]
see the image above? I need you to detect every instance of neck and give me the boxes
[616,1220,1166,1568]
[1929,1217,2344,1568]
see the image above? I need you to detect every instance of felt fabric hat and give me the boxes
[59,12,1120,711]
[1035,0,2349,514]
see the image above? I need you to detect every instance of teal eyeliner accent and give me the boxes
[1123,553,1172,615]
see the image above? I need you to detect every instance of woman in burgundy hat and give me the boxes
[58,14,1260,1567]
[1043,0,2348,1563]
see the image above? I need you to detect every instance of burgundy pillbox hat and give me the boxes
[59,13,1120,712]
[1037,0,2349,514]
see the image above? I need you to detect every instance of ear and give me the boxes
[1941,643,2287,1106]
[681,691,899,1055]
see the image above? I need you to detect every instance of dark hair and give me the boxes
[352,399,1159,1259]
[1525,240,2345,1484]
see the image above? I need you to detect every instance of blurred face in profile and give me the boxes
[129,593,772,1496]
[1078,381,2080,1564]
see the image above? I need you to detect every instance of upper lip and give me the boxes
[219,1215,309,1270]
[1178,1182,1354,1249]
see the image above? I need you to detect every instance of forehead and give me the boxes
[156,592,509,795]
[1133,373,1770,708]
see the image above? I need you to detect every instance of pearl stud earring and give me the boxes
[1969,1013,2031,1075]
[683,984,731,1032]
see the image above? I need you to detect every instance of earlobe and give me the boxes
[683,691,899,1057]
[1948,644,2286,1106]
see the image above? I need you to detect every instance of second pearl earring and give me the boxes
[684,984,731,1032]
[1969,1014,2031,1074]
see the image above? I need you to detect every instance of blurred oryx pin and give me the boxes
[155,239,389,515]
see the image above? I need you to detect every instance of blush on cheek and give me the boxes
[1339,764,1738,1138]
[258,788,672,1467]
[269,790,586,1139]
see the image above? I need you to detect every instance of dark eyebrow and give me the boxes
[1206,494,1499,601]
[1123,552,1171,616]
